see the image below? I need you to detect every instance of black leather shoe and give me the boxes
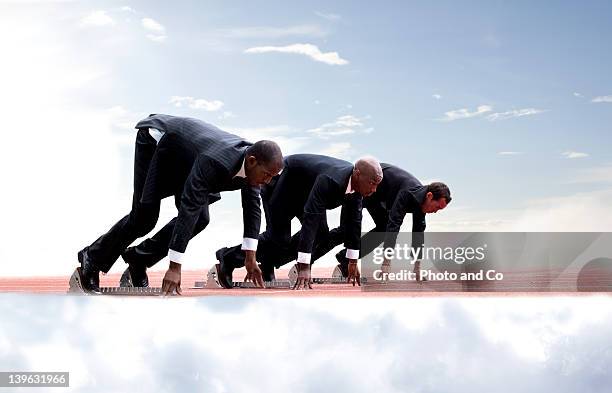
[260,263,276,282]
[335,250,349,278]
[215,247,234,289]
[77,247,101,294]
[121,247,149,287]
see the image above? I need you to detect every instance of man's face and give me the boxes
[353,170,382,197]
[245,156,283,186]
[421,193,448,214]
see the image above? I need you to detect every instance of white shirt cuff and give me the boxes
[168,249,184,264]
[241,237,258,251]
[297,252,311,265]
[346,249,360,260]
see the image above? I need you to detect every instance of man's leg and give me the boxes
[216,179,294,285]
[123,194,215,269]
[79,129,160,291]
[287,213,336,264]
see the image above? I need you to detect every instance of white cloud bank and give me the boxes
[308,115,372,138]
[439,106,545,122]
[1,296,611,392]
[562,151,589,159]
[487,108,546,121]
[245,43,349,65]
[80,10,115,27]
[170,96,225,111]
[439,105,492,121]
[141,17,166,42]
[591,95,612,103]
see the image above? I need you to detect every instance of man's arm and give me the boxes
[340,193,363,286]
[240,185,265,287]
[240,185,261,250]
[384,189,426,261]
[411,210,426,256]
[162,155,226,295]
[297,175,335,264]
[383,189,410,250]
[168,155,224,262]
[340,193,363,260]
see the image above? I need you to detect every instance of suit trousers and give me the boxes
[85,129,210,273]
[331,197,388,264]
[218,175,344,270]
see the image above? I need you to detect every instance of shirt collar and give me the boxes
[234,157,246,178]
[346,177,354,194]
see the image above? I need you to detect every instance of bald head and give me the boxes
[352,156,383,197]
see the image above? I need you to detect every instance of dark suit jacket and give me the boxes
[369,164,428,249]
[135,114,261,253]
[266,154,362,254]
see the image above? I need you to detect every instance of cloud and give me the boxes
[439,105,492,121]
[486,108,546,121]
[141,17,164,32]
[146,34,167,42]
[429,188,612,232]
[220,25,327,39]
[308,115,371,138]
[315,11,342,21]
[568,164,612,184]
[218,111,235,120]
[2,296,612,392]
[318,142,352,159]
[592,95,612,103]
[432,94,442,100]
[562,151,589,159]
[169,96,224,111]
[573,92,583,98]
[0,5,140,277]
[221,125,308,156]
[498,151,524,156]
[509,189,612,231]
[141,17,166,42]
[245,43,348,65]
[80,10,115,27]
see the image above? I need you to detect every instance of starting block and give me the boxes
[288,264,367,285]
[68,267,172,296]
[192,265,292,289]
[193,264,366,289]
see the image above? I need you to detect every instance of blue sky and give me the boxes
[81,1,612,205]
[1,1,612,275]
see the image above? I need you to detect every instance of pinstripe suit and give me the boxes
[334,163,428,261]
[85,114,261,273]
[218,154,363,270]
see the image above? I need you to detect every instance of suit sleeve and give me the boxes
[410,210,426,258]
[297,175,336,261]
[169,155,225,260]
[340,193,363,257]
[240,185,261,250]
[383,189,426,257]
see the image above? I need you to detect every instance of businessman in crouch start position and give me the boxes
[216,154,383,289]
[78,114,283,295]
[332,164,451,279]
